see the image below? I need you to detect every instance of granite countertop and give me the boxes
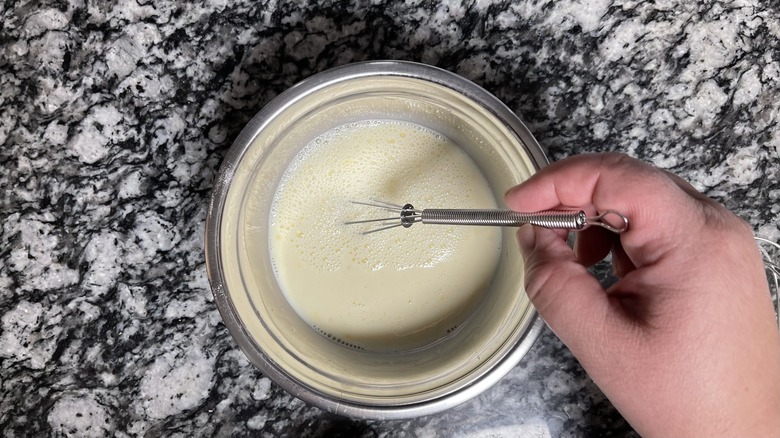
[2,0,779,436]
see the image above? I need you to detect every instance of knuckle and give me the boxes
[598,151,635,170]
[693,201,758,258]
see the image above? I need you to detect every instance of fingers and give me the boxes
[505,153,658,212]
[610,239,637,277]
[574,227,614,267]
[505,153,704,268]
[516,225,611,348]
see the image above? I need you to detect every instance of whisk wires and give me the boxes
[343,200,421,234]
[756,237,780,332]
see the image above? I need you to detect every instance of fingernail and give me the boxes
[503,185,520,201]
[503,186,515,199]
[516,224,536,255]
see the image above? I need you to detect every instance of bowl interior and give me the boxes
[214,70,542,408]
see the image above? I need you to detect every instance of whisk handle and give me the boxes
[420,209,628,233]
[420,209,585,229]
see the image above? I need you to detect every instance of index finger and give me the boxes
[504,153,705,267]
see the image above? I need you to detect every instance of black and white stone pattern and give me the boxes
[2,0,779,436]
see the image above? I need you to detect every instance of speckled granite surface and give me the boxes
[2,0,779,436]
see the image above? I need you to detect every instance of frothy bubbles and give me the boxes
[268,119,501,351]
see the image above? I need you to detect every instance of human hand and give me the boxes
[505,153,780,437]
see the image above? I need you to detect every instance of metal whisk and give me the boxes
[345,200,629,234]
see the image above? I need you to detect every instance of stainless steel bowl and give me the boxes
[205,61,547,419]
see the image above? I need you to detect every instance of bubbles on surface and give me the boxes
[271,119,491,273]
[268,119,501,351]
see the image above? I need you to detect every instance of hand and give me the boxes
[505,153,780,437]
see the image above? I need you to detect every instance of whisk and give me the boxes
[345,200,629,234]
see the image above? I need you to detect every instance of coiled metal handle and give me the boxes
[421,209,588,229]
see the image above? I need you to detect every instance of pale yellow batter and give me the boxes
[269,120,501,351]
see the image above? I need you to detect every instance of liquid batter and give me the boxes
[269,120,502,351]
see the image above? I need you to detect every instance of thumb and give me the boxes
[517,225,612,352]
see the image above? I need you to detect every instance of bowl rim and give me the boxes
[204,60,548,420]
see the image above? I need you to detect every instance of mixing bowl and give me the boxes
[205,60,547,419]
